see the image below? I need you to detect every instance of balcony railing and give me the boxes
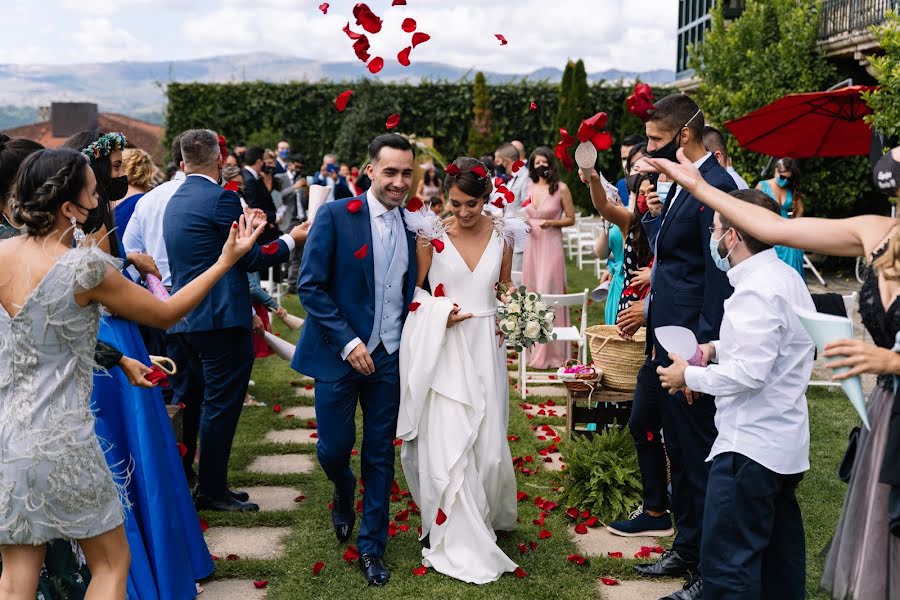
[818,0,898,39]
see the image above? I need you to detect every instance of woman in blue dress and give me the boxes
[757,157,806,280]
[63,130,214,600]
[599,222,626,325]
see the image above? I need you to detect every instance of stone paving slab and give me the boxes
[239,486,305,512]
[294,386,316,399]
[282,405,317,420]
[265,429,319,445]
[569,525,668,560]
[199,579,268,599]
[596,578,684,600]
[247,454,316,475]
[204,526,292,560]
[523,403,567,418]
[539,453,565,471]
[518,385,568,398]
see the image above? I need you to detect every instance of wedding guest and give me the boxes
[242,146,280,244]
[275,154,308,293]
[650,145,900,600]
[415,163,443,202]
[117,148,157,247]
[657,190,816,600]
[616,133,647,204]
[0,134,43,239]
[429,195,445,218]
[522,146,575,368]
[0,146,262,600]
[511,140,527,161]
[275,140,290,174]
[757,157,805,279]
[165,129,308,512]
[495,142,529,270]
[702,126,749,190]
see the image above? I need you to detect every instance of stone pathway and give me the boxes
[568,525,667,559]
[282,405,316,420]
[596,579,685,600]
[293,386,316,399]
[239,486,305,512]
[247,454,316,475]
[264,429,319,445]
[522,401,567,418]
[199,579,268,599]
[204,526,292,560]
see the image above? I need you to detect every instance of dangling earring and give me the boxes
[71,216,85,243]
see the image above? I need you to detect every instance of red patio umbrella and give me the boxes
[724,85,875,159]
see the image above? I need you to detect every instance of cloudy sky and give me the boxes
[7,0,678,73]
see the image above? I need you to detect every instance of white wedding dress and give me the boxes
[397,219,519,584]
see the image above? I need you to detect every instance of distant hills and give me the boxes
[0,52,674,127]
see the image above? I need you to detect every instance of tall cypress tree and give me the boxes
[559,59,592,210]
[466,72,498,158]
[556,61,575,134]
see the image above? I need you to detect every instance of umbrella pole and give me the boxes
[760,156,774,179]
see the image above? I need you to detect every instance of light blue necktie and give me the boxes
[382,211,396,261]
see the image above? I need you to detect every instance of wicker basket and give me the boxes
[556,360,601,393]
[586,325,646,392]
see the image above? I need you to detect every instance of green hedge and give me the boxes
[165,80,675,212]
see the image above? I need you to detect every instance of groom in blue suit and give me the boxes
[164,129,308,512]
[293,134,417,586]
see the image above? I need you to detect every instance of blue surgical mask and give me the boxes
[278,149,290,159]
[709,230,736,272]
[776,175,791,188]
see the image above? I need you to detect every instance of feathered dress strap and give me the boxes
[492,215,530,251]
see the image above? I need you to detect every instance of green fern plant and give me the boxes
[559,426,643,522]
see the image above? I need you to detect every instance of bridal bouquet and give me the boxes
[497,286,556,352]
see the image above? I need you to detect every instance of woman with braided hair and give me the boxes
[0,147,264,599]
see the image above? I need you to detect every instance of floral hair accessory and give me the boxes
[444,163,488,181]
[80,131,126,162]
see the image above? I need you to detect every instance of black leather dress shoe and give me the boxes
[634,550,696,578]
[195,493,260,512]
[228,489,250,502]
[358,554,390,586]
[661,573,702,600]
[332,493,355,543]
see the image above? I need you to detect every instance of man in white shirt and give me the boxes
[657,189,815,600]
[494,142,530,270]
[702,126,749,190]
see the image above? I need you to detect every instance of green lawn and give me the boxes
[205,260,859,599]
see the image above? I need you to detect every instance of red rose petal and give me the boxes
[575,523,588,534]
[529,541,538,550]
[261,242,280,255]
[272,404,281,413]
[347,198,363,213]
[223,180,240,192]
[342,545,360,562]
[353,3,383,33]
[394,509,409,522]
[514,566,528,579]
[529,101,538,112]
[411,32,430,47]
[353,36,371,62]
[199,517,208,532]
[522,197,532,207]
[516,491,529,502]
[406,196,424,212]
[567,553,586,565]
[342,22,364,40]
[226,554,240,561]
[444,164,460,176]
[566,507,579,520]
[433,283,445,297]
[393,437,403,446]
[309,432,318,439]
[471,165,487,178]
[397,46,412,67]
[408,302,421,312]
[591,130,614,152]
[307,420,317,429]
[647,431,654,442]
[511,160,525,173]
[177,442,187,458]
[367,56,384,74]
[399,524,410,532]
[294,494,306,502]
[386,113,401,129]
[401,18,417,32]
[585,516,600,527]
[554,141,575,172]
[413,564,427,576]
[392,0,406,4]
[334,90,354,113]
[211,554,220,561]
[559,127,576,148]
[538,529,552,539]
[508,435,519,442]
[601,577,619,586]
[353,244,369,259]
[608,551,623,559]
[435,508,447,525]
[495,33,508,45]
[430,239,445,253]
[313,561,325,575]
[577,120,596,144]
[253,580,269,589]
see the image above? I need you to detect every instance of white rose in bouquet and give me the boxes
[524,299,534,311]
[535,301,547,313]
[524,321,542,339]
[508,302,521,314]
[544,312,555,324]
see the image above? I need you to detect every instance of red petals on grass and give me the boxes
[353,244,369,259]
[566,507,579,520]
[335,90,354,112]
[398,46,412,67]
[411,32,431,47]
[253,580,269,589]
[538,529,552,539]
[294,494,306,502]
[514,566,528,579]
[495,33,508,45]
[272,404,281,413]
[367,57,385,74]
[413,564,427,576]
[608,551,623,559]
[342,545,360,562]
[386,113,401,129]
[508,435,519,442]
[435,508,447,525]
[574,523,588,534]
[567,553,587,566]
[601,577,619,586]
[585,516,600,527]
[516,491,529,502]
[226,554,240,561]
[312,561,325,575]
[346,198,363,213]
[402,18,417,32]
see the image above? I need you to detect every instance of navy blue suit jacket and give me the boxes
[292,194,418,382]
[642,156,737,364]
[164,175,290,333]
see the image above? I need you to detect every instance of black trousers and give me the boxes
[167,327,254,497]
[629,356,717,563]
[702,452,806,599]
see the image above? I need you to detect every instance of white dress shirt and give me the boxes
[340,190,400,360]
[683,249,816,475]
[727,165,750,190]
[122,171,185,287]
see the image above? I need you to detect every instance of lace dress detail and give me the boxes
[859,239,900,390]
[0,245,125,545]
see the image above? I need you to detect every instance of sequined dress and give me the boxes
[0,246,124,545]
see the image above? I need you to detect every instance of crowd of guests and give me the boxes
[0,86,897,599]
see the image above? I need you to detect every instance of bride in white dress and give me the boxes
[397,157,527,584]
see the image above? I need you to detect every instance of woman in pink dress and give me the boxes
[522,146,576,368]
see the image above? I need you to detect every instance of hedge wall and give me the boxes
[166,80,675,212]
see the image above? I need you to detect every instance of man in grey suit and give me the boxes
[275,153,308,293]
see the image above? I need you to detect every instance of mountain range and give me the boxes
[0,52,674,128]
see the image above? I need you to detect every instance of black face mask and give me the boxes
[495,164,507,177]
[107,175,129,201]
[261,164,274,175]
[873,151,900,197]
[533,165,550,180]
[626,173,639,194]
[74,205,105,234]
[650,133,680,162]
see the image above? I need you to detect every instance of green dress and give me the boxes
[604,224,626,325]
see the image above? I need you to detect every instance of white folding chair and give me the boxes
[564,214,583,260]
[511,270,523,288]
[518,289,589,398]
[808,292,859,389]
[803,254,827,286]
[574,221,600,271]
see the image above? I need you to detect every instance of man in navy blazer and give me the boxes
[293,134,417,587]
[607,95,736,600]
[164,129,308,512]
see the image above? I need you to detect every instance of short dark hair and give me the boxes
[180,129,221,169]
[170,132,185,165]
[495,142,518,161]
[647,93,704,140]
[718,189,780,254]
[626,143,649,173]
[368,134,413,162]
[443,157,492,199]
[243,146,265,167]
[622,134,647,148]
[702,126,728,158]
